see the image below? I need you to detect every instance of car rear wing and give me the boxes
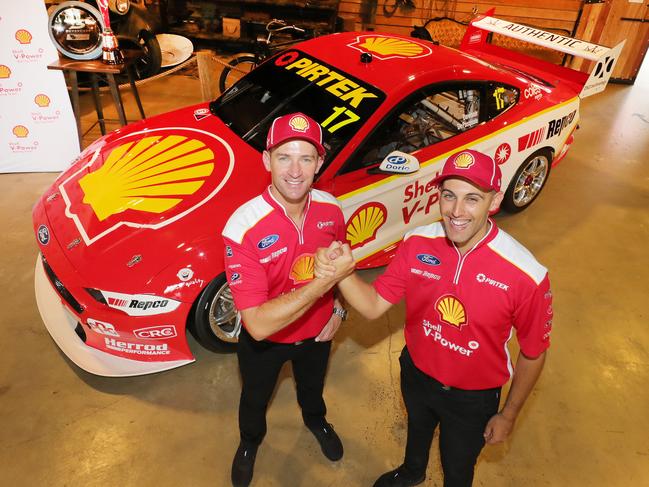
[460,13,625,98]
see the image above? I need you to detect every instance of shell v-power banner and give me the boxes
[1,1,79,172]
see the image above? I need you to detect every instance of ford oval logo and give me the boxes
[386,155,407,165]
[258,234,279,249]
[417,254,440,266]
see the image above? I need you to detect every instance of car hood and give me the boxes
[36,103,269,292]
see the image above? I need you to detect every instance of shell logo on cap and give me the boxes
[78,135,215,221]
[15,29,32,45]
[0,65,11,78]
[453,152,475,169]
[289,115,309,133]
[436,295,467,329]
[346,202,387,249]
[348,35,432,60]
[34,94,51,108]
[290,254,314,283]
[13,125,28,138]
[59,127,235,246]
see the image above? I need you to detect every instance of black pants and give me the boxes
[399,347,501,487]
[237,327,332,446]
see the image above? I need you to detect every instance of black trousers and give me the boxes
[237,327,332,446]
[399,347,501,487]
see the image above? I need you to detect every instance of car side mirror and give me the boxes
[367,151,420,175]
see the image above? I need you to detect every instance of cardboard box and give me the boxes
[222,17,241,38]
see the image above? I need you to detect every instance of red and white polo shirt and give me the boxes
[374,220,553,390]
[222,187,345,343]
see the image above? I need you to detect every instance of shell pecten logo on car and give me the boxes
[290,254,315,284]
[346,202,387,249]
[436,295,467,329]
[348,35,432,60]
[59,127,235,245]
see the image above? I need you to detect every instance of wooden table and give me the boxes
[48,51,146,145]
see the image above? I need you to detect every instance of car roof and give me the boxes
[296,31,514,93]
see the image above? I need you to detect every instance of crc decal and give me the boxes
[87,318,119,337]
[290,253,314,284]
[102,291,182,316]
[177,268,194,281]
[346,203,387,249]
[417,254,441,266]
[59,127,235,245]
[546,110,576,139]
[193,108,210,121]
[494,143,511,165]
[436,294,467,329]
[104,338,170,356]
[134,325,177,340]
[37,224,50,245]
[402,174,441,225]
[518,127,546,152]
[274,51,385,136]
[347,35,432,60]
[257,234,279,250]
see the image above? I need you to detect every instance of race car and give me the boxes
[33,13,623,376]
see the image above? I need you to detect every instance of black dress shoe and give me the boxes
[306,422,343,461]
[373,465,425,487]
[231,443,258,487]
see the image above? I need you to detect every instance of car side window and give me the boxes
[340,85,482,175]
[486,83,518,120]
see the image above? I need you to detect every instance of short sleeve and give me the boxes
[373,240,409,304]
[223,236,269,310]
[514,273,553,358]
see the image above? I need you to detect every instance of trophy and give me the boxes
[97,0,124,64]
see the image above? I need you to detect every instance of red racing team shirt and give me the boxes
[374,220,553,390]
[222,187,345,343]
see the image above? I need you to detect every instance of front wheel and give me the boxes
[502,149,552,213]
[219,55,258,93]
[190,274,241,352]
[117,30,162,82]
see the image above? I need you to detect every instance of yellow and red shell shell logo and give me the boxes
[348,35,432,60]
[289,115,309,132]
[436,295,467,329]
[58,127,235,245]
[290,253,314,283]
[0,65,11,79]
[346,202,387,249]
[34,94,51,108]
[13,125,29,138]
[453,152,475,169]
[15,29,32,45]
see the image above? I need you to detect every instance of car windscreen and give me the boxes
[210,49,386,171]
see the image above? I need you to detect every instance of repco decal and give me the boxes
[58,127,235,246]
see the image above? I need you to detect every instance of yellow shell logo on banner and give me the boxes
[13,125,29,138]
[290,254,315,283]
[0,65,11,79]
[34,94,51,108]
[436,295,467,328]
[346,202,387,249]
[78,135,215,221]
[359,37,425,57]
[453,152,475,169]
[15,29,32,45]
[289,115,309,132]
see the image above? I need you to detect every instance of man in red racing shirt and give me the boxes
[222,113,348,487]
[316,149,553,487]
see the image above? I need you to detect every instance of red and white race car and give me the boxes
[33,14,623,376]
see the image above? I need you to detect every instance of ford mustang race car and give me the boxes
[33,13,623,376]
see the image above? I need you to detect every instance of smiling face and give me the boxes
[439,177,503,254]
[263,139,324,212]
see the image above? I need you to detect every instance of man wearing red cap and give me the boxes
[222,112,347,487]
[315,149,553,487]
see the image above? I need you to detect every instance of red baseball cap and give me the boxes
[432,149,502,192]
[266,112,325,156]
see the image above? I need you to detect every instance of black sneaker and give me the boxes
[306,421,343,461]
[373,465,425,487]
[231,443,258,487]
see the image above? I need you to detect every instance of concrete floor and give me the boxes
[1,58,648,487]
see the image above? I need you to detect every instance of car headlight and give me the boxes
[86,289,181,316]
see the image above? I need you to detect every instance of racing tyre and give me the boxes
[502,149,552,213]
[117,30,162,82]
[191,274,241,352]
[218,55,258,93]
